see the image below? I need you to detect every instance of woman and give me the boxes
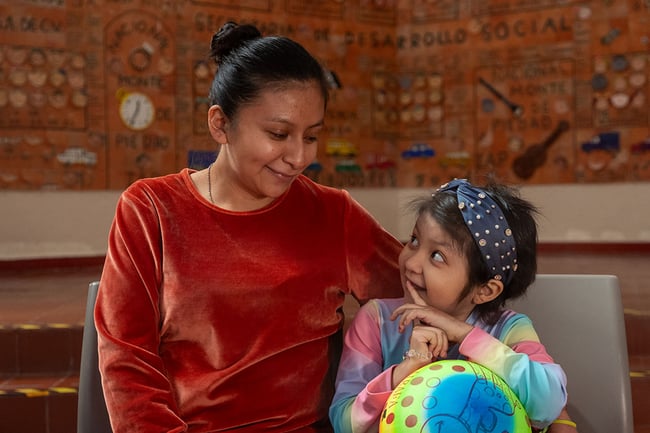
[95,22,403,432]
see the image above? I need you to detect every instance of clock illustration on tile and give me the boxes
[119,91,155,130]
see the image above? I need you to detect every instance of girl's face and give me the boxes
[212,80,325,208]
[399,212,478,321]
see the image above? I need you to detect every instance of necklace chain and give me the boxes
[207,163,214,204]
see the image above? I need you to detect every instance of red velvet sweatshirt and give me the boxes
[95,169,403,432]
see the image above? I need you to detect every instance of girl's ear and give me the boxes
[472,279,504,305]
[207,105,229,145]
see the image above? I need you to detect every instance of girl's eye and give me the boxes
[408,234,419,247]
[305,136,318,144]
[431,251,444,263]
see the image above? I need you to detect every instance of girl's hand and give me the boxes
[390,282,473,387]
[391,324,447,388]
[410,322,449,359]
[391,303,474,344]
[390,309,452,387]
[392,277,474,343]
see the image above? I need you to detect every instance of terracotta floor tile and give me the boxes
[53,374,80,388]
[0,375,62,390]
[0,266,101,325]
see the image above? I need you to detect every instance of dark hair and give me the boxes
[208,21,329,121]
[410,181,539,324]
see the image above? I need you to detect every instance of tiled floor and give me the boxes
[0,266,100,325]
[0,252,649,432]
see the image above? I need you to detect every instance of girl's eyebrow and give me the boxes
[413,219,452,247]
[417,228,454,250]
[430,240,454,251]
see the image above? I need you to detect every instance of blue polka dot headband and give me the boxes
[435,179,518,285]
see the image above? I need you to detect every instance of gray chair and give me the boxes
[508,274,634,433]
[77,281,112,433]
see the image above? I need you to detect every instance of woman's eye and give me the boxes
[270,131,288,140]
[431,251,444,263]
[305,136,318,143]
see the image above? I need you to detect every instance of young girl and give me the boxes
[329,178,568,433]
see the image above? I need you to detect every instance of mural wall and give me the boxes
[1,0,649,190]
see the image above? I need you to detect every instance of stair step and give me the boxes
[630,368,650,425]
[0,385,78,433]
[0,373,79,391]
[0,323,82,432]
[0,323,83,376]
[625,313,650,357]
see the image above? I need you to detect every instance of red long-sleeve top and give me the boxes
[95,169,403,432]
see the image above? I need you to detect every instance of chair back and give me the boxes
[508,274,634,433]
[77,281,112,433]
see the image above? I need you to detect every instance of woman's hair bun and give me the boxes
[209,21,262,65]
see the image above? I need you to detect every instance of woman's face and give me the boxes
[214,80,325,208]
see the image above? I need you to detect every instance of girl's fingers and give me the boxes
[391,303,419,319]
[399,311,416,331]
[404,281,428,306]
[430,333,443,357]
[392,303,428,319]
[412,326,449,359]
[432,335,448,358]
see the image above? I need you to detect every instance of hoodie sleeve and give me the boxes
[330,300,397,433]
[460,314,568,430]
